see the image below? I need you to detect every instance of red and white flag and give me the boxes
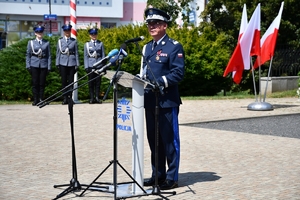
[224,3,261,84]
[253,2,284,69]
[232,4,248,82]
[238,4,248,41]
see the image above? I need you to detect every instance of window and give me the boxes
[101,22,116,29]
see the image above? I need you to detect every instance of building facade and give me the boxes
[0,0,147,49]
[0,0,207,49]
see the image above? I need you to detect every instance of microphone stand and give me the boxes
[38,69,105,200]
[37,69,96,107]
[134,41,176,199]
[80,55,147,199]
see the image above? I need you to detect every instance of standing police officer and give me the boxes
[56,24,80,105]
[141,8,185,190]
[26,25,51,106]
[84,27,105,104]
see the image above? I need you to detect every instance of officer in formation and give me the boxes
[26,25,51,106]
[141,8,185,190]
[84,27,105,104]
[56,24,80,105]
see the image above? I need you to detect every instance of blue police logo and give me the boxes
[117,97,132,132]
[117,97,131,122]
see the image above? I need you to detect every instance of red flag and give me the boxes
[233,4,248,83]
[224,4,261,84]
[253,2,284,69]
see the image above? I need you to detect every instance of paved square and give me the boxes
[0,97,299,199]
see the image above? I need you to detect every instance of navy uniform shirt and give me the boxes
[84,40,105,69]
[26,39,51,70]
[142,34,185,109]
[56,37,80,67]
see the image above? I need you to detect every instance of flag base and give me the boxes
[247,102,273,111]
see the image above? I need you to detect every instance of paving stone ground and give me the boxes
[0,97,299,200]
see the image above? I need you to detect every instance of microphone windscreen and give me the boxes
[109,55,119,66]
[120,43,127,51]
[107,49,119,57]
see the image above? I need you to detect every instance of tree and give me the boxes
[146,0,198,26]
[200,0,300,47]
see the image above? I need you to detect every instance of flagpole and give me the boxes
[263,56,274,102]
[70,0,80,103]
[251,58,258,102]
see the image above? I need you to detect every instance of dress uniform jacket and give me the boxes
[142,34,185,109]
[26,39,51,70]
[56,37,80,67]
[84,40,105,69]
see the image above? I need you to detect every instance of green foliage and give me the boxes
[0,23,234,100]
[201,0,300,47]
[146,0,197,27]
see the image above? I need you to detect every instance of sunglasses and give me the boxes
[146,21,164,27]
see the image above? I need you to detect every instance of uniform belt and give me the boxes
[68,52,75,55]
[32,54,45,58]
[88,54,100,58]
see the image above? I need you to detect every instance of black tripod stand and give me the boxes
[80,56,147,200]
[52,94,82,200]
[37,71,103,199]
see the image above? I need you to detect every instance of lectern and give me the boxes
[80,70,151,199]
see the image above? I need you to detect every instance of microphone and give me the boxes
[125,36,145,43]
[95,55,119,74]
[95,44,128,74]
[92,49,119,69]
[118,43,128,58]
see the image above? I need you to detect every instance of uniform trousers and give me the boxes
[31,67,47,100]
[60,65,75,97]
[87,68,101,99]
[145,106,180,182]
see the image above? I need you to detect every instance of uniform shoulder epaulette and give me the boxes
[169,38,179,45]
[59,37,63,39]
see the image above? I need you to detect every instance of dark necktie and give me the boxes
[152,42,157,51]
[67,38,69,43]
[93,41,96,46]
[39,40,42,45]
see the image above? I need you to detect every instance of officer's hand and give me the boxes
[27,67,32,74]
[56,66,61,75]
[47,69,51,75]
[85,68,89,73]
[75,66,78,72]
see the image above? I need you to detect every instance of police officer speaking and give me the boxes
[26,25,51,106]
[141,8,185,190]
[84,27,105,104]
[56,24,80,105]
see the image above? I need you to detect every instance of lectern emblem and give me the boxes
[117,97,132,132]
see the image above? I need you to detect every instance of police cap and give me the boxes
[88,28,98,35]
[62,24,72,31]
[33,25,45,33]
[144,8,170,23]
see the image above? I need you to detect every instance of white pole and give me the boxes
[70,0,79,103]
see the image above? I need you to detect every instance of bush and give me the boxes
[0,24,235,101]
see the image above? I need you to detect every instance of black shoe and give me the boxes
[160,179,178,190]
[94,98,102,104]
[89,99,94,104]
[143,177,165,187]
